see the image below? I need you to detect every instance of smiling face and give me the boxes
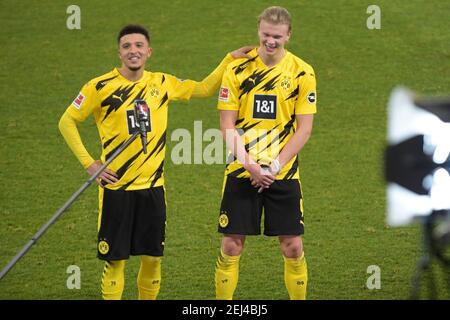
[118,33,152,72]
[257,20,291,60]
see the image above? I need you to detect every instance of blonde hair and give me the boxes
[258,6,292,32]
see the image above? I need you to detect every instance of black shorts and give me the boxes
[97,187,166,260]
[218,176,304,236]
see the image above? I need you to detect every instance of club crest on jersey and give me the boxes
[219,87,230,102]
[307,91,316,104]
[150,87,160,98]
[72,92,85,109]
[280,77,292,90]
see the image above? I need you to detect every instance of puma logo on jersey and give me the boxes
[113,94,124,102]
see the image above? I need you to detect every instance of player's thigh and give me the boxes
[97,188,134,260]
[132,187,166,256]
[263,179,304,236]
[218,176,263,235]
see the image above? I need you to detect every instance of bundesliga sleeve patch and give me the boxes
[72,92,85,109]
[219,87,230,102]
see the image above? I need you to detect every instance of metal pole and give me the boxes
[0,131,140,280]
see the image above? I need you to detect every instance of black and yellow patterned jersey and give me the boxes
[64,55,232,190]
[217,48,317,180]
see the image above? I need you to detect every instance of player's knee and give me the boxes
[283,246,303,258]
[140,255,161,265]
[108,260,126,273]
[222,236,244,256]
[280,238,303,258]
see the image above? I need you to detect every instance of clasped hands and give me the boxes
[248,159,281,193]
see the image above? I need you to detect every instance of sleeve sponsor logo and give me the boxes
[72,93,85,109]
[219,87,230,102]
[307,91,316,104]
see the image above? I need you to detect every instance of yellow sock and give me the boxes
[215,249,240,300]
[137,256,161,300]
[284,253,308,300]
[101,260,125,300]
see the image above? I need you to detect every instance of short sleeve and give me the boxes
[217,64,240,111]
[295,68,317,115]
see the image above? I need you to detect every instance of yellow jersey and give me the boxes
[217,48,317,180]
[63,54,232,190]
